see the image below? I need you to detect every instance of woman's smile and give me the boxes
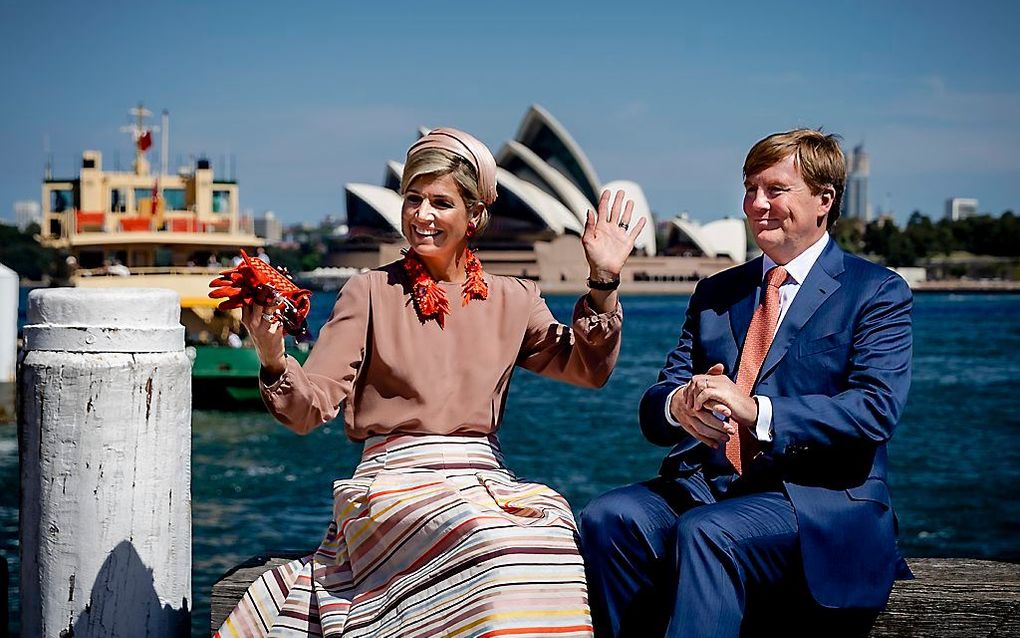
[410,224,441,239]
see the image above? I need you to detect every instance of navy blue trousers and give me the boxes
[578,476,877,638]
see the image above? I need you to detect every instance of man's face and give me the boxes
[742,153,832,264]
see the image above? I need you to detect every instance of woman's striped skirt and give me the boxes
[215,433,594,637]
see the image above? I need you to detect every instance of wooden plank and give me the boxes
[871,558,1020,637]
[209,551,306,633]
[210,556,1020,636]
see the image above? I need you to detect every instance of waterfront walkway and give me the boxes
[211,554,1020,636]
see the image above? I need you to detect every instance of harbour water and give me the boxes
[3,288,1020,635]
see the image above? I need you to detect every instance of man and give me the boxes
[580,129,912,638]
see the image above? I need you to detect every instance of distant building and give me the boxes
[343,104,656,256]
[663,215,752,264]
[333,104,741,283]
[945,198,978,221]
[15,200,42,230]
[254,210,283,244]
[39,150,255,270]
[844,143,871,222]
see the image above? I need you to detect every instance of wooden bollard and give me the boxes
[19,288,192,637]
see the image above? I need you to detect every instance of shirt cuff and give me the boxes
[665,385,684,427]
[753,395,774,442]
[572,294,623,344]
[577,293,622,324]
[259,357,291,394]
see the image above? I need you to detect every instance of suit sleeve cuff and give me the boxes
[753,395,774,442]
[665,385,684,427]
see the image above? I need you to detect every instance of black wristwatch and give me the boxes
[586,275,621,291]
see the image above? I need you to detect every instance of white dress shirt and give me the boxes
[665,232,831,442]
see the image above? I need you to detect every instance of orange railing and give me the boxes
[67,209,254,237]
[75,211,105,233]
[119,216,152,232]
[168,217,199,233]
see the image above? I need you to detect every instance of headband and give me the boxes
[406,127,498,206]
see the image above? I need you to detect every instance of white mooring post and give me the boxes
[0,262,16,384]
[19,288,192,637]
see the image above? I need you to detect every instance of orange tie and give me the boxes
[726,265,788,474]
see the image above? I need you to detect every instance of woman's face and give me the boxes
[401,172,473,264]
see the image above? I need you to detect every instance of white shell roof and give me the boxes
[385,161,404,191]
[345,183,403,233]
[670,217,714,257]
[669,216,748,263]
[702,218,749,263]
[514,104,601,205]
[496,141,594,224]
[601,180,657,256]
[497,168,583,235]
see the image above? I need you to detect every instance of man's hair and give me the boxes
[743,129,846,229]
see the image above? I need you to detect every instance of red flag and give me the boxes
[137,130,153,152]
[151,178,160,212]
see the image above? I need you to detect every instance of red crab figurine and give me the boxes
[208,250,311,339]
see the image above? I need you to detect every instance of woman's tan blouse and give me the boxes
[261,261,622,441]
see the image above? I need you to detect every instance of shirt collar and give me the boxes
[761,232,830,285]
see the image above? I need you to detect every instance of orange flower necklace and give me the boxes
[401,248,488,328]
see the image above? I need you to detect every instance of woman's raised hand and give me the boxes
[241,303,288,379]
[581,189,647,281]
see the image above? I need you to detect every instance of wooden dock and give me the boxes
[211,555,1019,636]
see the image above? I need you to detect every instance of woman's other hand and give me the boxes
[241,303,287,379]
[582,189,646,281]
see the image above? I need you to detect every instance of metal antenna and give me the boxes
[43,134,51,179]
[119,103,159,175]
[120,103,152,144]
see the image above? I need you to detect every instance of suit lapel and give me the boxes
[729,258,762,354]
[756,240,845,385]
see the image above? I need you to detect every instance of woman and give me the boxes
[216,128,646,637]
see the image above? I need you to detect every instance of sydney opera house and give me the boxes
[334,105,751,288]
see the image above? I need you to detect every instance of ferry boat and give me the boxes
[38,105,307,406]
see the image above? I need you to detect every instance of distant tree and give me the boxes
[300,252,322,272]
[266,247,303,278]
[980,211,1020,257]
[903,212,941,260]
[863,219,898,260]
[948,215,978,252]
[832,218,865,254]
[965,215,998,256]
[853,210,1017,266]
[0,222,61,281]
[885,232,917,267]
[932,218,958,256]
[1001,210,1019,256]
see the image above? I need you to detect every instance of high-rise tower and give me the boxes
[844,143,871,222]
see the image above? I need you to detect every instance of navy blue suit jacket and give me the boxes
[640,239,913,610]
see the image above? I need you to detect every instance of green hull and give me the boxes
[190,345,309,407]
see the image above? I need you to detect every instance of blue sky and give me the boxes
[1,1,1017,225]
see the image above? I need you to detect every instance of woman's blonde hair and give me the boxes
[400,148,490,235]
